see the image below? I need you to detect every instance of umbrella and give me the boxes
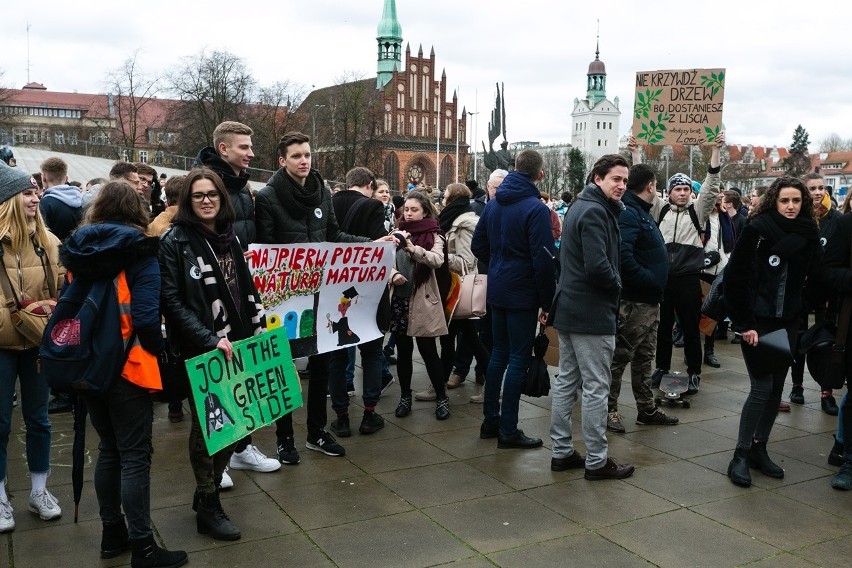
[71,393,88,523]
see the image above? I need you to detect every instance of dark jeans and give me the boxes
[452,311,492,378]
[188,388,235,493]
[736,324,797,449]
[485,307,538,437]
[657,275,703,375]
[329,337,383,413]
[276,351,330,439]
[85,378,153,540]
[0,348,51,481]
[396,335,446,399]
[440,319,490,381]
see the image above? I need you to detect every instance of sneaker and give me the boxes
[414,384,436,401]
[469,386,484,404]
[347,383,356,397]
[822,393,839,416]
[306,429,346,457]
[831,460,852,490]
[229,444,281,472]
[395,396,412,417]
[383,345,397,364]
[380,373,395,395]
[703,350,721,368]
[607,411,626,433]
[687,374,700,395]
[47,394,72,414]
[28,489,61,520]
[447,374,466,389]
[0,497,13,533]
[277,437,300,465]
[790,386,805,405]
[330,415,352,438]
[359,411,385,434]
[219,468,234,490]
[651,368,667,389]
[636,407,679,425]
[435,397,450,420]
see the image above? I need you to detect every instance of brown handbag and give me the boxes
[0,242,58,345]
[451,264,487,320]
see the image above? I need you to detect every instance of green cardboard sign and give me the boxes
[185,327,303,455]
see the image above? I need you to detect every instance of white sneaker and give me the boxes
[414,384,436,401]
[28,489,61,520]
[220,467,234,490]
[0,497,14,532]
[229,444,281,473]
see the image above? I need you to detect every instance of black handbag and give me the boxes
[701,268,726,322]
[155,338,190,403]
[522,327,551,397]
[800,320,848,390]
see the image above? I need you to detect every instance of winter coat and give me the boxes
[39,184,83,241]
[818,207,842,249]
[551,183,622,335]
[0,232,64,350]
[61,223,163,359]
[255,168,369,245]
[393,235,448,338]
[193,147,256,249]
[158,224,231,358]
[702,211,731,277]
[471,171,556,311]
[652,167,721,277]
[618,190,668,305]
[148,205,176,237]
[469,189,488,216]
[446,211,478,275]
[724,216,821,331]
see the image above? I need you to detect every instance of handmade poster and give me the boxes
[186,327,303,455]
[633,68,725,146]
[248,242,394,358]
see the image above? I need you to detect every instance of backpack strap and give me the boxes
[33,239,57,299]
[657,203,707,239]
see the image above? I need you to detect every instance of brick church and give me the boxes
[300,0,468,192]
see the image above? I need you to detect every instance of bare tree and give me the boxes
[0,69,17,142]
[165,49,257,155]
[105,51,161,153]
[818,133,851,153]
[244,81,307,170]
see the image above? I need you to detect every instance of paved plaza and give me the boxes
[3,338,851,567]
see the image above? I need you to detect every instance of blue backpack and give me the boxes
[40,274,134,394]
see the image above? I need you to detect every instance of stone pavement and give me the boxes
[3,337,851,567]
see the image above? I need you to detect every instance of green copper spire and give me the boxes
[376,0,403,88]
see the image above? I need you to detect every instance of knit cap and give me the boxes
[667,172,692,191]
[0,161,38,205]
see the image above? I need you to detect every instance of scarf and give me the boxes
[438,198,473,233]
[183,223,264,341]
[185,220,237,255]
[275,168,323,215]
[706,213,736,253]
[750,210,819,260]
[398,217,443,289]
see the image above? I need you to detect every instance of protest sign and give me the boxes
[186,327,302,455]
[248,242,394,358]
[633,68,725,146]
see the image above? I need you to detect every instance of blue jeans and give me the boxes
[485,308,538,437]
[329,338,384,413]
[0,348,51,481]
[85,378,154,539]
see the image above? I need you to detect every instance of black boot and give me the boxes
[703,336,720,368]
[727,448,752,487]
[748,440,784,478]
[196,490,241,541]
[130,535,188,568]
[101,519,131,559]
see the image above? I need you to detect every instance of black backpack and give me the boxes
[40,274,134,394]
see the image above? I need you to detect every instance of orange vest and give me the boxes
[116,271,162,391]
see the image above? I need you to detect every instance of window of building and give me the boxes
[139,150,148,164]
[598,140,601,146]
[68,132,78,145]
[397,114,403,135]
[384,152,400,192]
[54,131,64,145]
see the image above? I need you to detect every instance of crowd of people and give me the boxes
[0,121,850,568]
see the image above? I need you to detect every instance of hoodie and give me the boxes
[40,184,83,241]
[193,146,256,249]
[471,171,556,311]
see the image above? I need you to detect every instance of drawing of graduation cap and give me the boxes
[342,286,359,304]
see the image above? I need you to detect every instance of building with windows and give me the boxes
[571,42,621,163]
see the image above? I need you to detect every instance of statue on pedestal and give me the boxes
[482,82,514,171]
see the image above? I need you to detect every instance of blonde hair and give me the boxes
[0,192,51,252]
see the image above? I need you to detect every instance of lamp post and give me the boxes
[468,110,479,182]
[310,104,325,169]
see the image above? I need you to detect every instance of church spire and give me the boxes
[586,24,607,103]
[376,0,403,89]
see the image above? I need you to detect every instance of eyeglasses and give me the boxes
[191,191,221,203]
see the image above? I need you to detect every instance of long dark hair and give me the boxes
[403,190,438,218]
[173,167,236,227]
[86,181,149,231]
[750,176,814,220]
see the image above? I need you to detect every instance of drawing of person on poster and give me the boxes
[326,286,361,346]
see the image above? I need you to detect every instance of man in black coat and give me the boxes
[193,121,256,250]
[326,167,390,438]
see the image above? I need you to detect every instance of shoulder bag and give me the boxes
[0,242,58,344]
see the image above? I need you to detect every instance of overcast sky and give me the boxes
[3,0,851,151]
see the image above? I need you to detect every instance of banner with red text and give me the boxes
[248,242,394,358]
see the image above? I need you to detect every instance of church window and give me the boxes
[598,140,601,146]
[384,153,400,192]
[397,115,403,135]
[597,122,600,129]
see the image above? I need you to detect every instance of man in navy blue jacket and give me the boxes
[607,164,678,434]
[471,150,555,449]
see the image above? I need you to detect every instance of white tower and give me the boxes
[571,37,621,162]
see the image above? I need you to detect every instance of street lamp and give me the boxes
[467,110,479,182]
[310,104,325,168]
